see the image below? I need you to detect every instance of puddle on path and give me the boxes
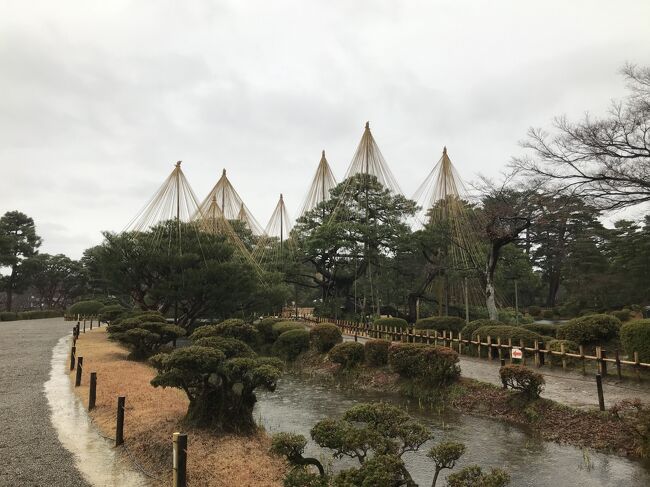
[44,335,150,487]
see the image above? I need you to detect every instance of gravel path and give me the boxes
[340,332,650,409]
[0,318,90,487]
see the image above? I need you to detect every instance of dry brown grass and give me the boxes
[70,328,286,486]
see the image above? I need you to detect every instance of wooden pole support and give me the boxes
[70,345,76,371]
[74,357,83,387]
[172,432,188,487]
[90,317,93,330]
[596,374,605,411]
[89,372,97,410]
[116,396,125,446]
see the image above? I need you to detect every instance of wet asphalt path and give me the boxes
[0,318,90,486]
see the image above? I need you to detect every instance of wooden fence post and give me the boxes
[74,357,83,387]
[534,340,540,368]
[70,345,76,371]
[634,352,641,382]
[508,338,513,364]
[560,342,567,371]
[173,432,188,487]
[595,374,605,411]
[497,337,502,362]
[89,372,97,410]
[615,349,622,380]
[579,345,586,375]
[487,336,493,361]
[116,396,125,446]
[520,339,526,366]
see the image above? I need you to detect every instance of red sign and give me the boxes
[511,348,523,360]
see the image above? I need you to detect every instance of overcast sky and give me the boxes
[2,0,650,259]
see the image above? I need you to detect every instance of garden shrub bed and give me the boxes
[415,316,466,333]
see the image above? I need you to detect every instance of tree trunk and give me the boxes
[485,246,499,321]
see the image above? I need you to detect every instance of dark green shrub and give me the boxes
[471,325,543,347]
[98,305,126,323]
[447,465,511,487]
[522,323,558,337]
[112,322,185,360]
[68,300,104,316]
[415,316,465,333]
[255,317,282,343]
[499,365,544,399]
[612,309,632,322]
[527,306,542,317]
[388,343,460,387]
[546,339,578,365]
[193,336,256,358]
[0,312,18,321]
[541,309,555,320]
[620,319,650,362]
[460,319,502,338]
[272,321,306,340]
[556,314,621,345]
[364,340,390,366]
[214,320,258,345]
[329,342,365,368]
[273,329,310,360]
[374,317,408,330]
[310,323,342,352]
[133,312,166,323]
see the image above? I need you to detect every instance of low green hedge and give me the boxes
[255,317,283,343]
[309,323,342,353]
[272,321,306,340]
[556,314,621,345]
[68,300,104,316]
[460,319,502,338]
[273,329,310,361]
[388,343,460,387]
[611,309,632,322]
[14,310,64,320]
[414,316,466,333]
[522,323,559,337]
[329,342,365,368]
[0,312,19,321]
[620,319,650,362]
[471,326,543,347]
[98,305,126,323]
[527,306,542,317]
[374,317,408,330]
[364,340,390,366]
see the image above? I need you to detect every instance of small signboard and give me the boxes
[511,347,523,360]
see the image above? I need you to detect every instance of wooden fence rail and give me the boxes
[297,315,650,379]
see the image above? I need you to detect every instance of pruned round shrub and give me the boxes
[612,309,632,322]
[460,319,502,338]
[556,314,621,345]
[273,329,310,360]
[527,306,542,317]
[98,304,126,323]
[272,321,306,340]
[388,343,460,386]
[68,300,104,316]
[213,320,258,345]
[255,317,282,343]
[499,364,544,399]
[309,323,342,352]
[134,312,167,323]
[415,316,465,333]
[329,342,364,368]
[522,323,558,337]
[112,321,185,360]
[364,340,390,366]
[193,336,256,358]
[0,312,18,321]
[546,339,578,365]
[374,317,408,329]
[620,319,650,362]
[471,325,543,347]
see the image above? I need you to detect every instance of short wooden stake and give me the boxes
[172,432,188,487]
[116,396,125,446]
[70,345,76,371]
[615,349,622,380]
[90,317,93,330]
[596,374,605,411]
[89,372,97,410]
[74,357,83,387]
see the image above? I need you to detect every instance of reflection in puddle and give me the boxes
[256,375,650,487]
[45,336,149,487]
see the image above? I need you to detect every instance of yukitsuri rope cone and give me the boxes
[297,150,338,218]
[254,193,296,271]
